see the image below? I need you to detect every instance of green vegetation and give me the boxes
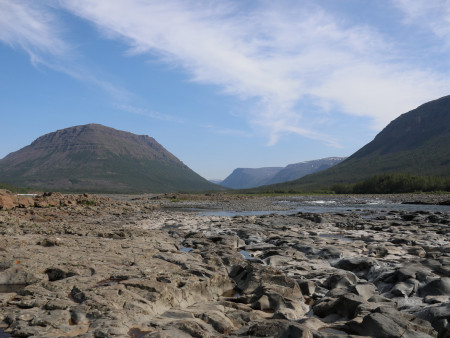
[0,124,223,194]
[0,181,28,193]
[250,95,450,193]
[78,199,97,206]
[331,173,450,194]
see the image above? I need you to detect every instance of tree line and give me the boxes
[331,173,450,194]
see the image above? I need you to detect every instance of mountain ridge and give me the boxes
[257,95,450,192]
[220,157,346,189]
[0,124,221,193]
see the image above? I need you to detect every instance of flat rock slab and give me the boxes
[0,193,448,337]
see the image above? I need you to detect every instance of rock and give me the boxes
[391,279,418,297]
[420,278,450,297]
[245,319,316,337]
[415,303,450,337]
[298,280,316,296]
[0,193,449,337]
[334,256,378,278]
[347,312,433,338]
[39,237,62,247]
[45,268,76,281]
[323,271,358,290]
[0,193,15,210]
[350,283,377,301]
[16,196,34,208]
[312,293,366,319]
[0,266,39,285]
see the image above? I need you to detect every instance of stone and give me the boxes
[245,320,316,337]
[0,194,15,210]
[0,266,39,285]
[323,271,358,290]
[0,193,448,337]
[347,312,430,338]
[312,293,366,319]
[334,256,378,278]
[350,283,377,301]
[391,279,418,297]
[420,278,450,297]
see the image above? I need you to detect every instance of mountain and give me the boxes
[0,124,221,193]
[264,157,346,185]
[261,95,450,192]
[220,157,345,189]
[220,167,283,189]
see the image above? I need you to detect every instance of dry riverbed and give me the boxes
[0,192,450,337]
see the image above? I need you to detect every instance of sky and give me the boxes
[1,0,450,180]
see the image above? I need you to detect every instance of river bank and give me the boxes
[0,193,449,337]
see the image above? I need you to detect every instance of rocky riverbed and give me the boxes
[0,191,450,337]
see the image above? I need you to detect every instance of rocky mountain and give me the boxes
[208,179,223,185]
[263,95,450,192]
[220,167,283,189]
[0,124,221,193]
[220,157,345,189]
[265,157,346,185]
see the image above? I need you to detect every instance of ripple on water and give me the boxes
[240,250,253,260]
[180,246,193,253]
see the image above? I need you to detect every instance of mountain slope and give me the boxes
[220,167,282,189]
[263,157,346,185]
[0,124,220,193]
[262,95,450,192]
[220,157,346,189]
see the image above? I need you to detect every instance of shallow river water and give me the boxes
[199,198,450,216]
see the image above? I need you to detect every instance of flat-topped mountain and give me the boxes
[220,167,283,189]
[220,157,345,189]
[0,124,220,193]
[267,157,346,185]
[264,95,450,191]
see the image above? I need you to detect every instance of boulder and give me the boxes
[0,192,16,210]
[246,319,316,337]
[347,312,433,338]
[420,278,450,297]
[323,271,358,290]
[334,256,378,278]
[350,283,377,301]
[312,293,366,319]
[0,266,39,285]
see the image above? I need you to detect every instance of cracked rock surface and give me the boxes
[0,192,449,337]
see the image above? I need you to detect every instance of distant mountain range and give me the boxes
[220,167,283,189]
[0,124,221,193]
[220,157,346,189]
[260,95,450,192]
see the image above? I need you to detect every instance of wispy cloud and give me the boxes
[59,0,449,144]
[0,0,131,101]
[2,0,449,146]
[116,104,185,123]
[0,0,67,64]
[394,0,450,41]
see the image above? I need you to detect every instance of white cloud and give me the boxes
[0,0,131,101]
[394,0,450,40]
[312,63,448,129]
[116,104,185,123]
[0,0,67,64]
[2,0,449,146]
[58,0,449,145]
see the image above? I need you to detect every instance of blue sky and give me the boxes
[1,0,449,180]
